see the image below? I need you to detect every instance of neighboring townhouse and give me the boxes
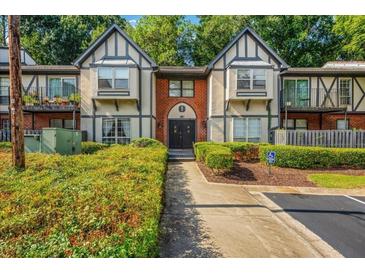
[0,47,80,132]
[280,61,365,130]
[1,24,365,148]
[73,24,157,144]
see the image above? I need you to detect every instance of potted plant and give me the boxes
[54,96,63,105]
[69,93,81,106]
[23,95,36,106]
[42,96,50,105]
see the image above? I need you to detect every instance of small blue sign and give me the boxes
[267,151,276,165]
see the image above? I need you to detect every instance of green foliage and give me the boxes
[333,16,365,60]
[259,145,365,169]
[309,174,365,189]
[81,142,108,154]
[20,16,127,65]
[131,16,193,66]
[68,93,81,104]
[0,142,11,151]
[0,145,168,257]
[130,138,164,148]
[205,147,233,171]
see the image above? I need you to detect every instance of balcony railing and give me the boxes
[280,88,351,109]
[0,86,80,111]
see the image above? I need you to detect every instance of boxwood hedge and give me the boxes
[0,144,168,257]
[81,142,109,154]
[259,145,365,169]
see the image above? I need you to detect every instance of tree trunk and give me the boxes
[8,15,25,169]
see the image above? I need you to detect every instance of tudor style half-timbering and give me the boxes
[206,27,288,143]
[280,61,365,130]
[73,24,157,143]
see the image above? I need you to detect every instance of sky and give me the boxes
[122,15,200,27]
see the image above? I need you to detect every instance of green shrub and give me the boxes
[0,142,11,151]
[259,145,365,169]
[81,142,108,154]
[205,146,233,171]
[0,145,168,257]
[194,142,221,161]
[130,137,164,148]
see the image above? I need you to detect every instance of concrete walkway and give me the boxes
[159,161,341,258]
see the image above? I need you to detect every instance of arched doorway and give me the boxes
[168,103,196,148]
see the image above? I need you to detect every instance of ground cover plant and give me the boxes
[309,174,365,189]
[0,141,168,257]
[81,142,109,154]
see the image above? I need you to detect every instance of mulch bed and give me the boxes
[197,161,365,187]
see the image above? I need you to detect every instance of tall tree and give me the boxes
[20,16,127,65]
[131,16,192,66]
[0,15,7,46]
[8,15,25,169]
[333,16,365,60]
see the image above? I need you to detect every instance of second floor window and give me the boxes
[237,69,266,90]
[339,79,351,105]
[0,77,9,105]
[283,79,309,107]
[169,80,194,97]
[49,78,76,98]
[98,67,129,89]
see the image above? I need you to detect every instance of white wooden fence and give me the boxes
[273,129,365,148]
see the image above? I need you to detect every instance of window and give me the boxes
[283,79,309,107]
[336,119,349,130]
[284,118,307,130]
[168,80,194,97]
[64,120,74,129]
[49,77,76,98]
[98,67,129,89]
[102,118,130,144]
[50,119,63,128]
[233,118,261,142]
[1,119,10,130]
[237,69,266,90]
[339,79,351,105]
[285,119,295,129]
[0,78,9,105]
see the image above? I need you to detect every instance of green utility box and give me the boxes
[24,128,81,155]
[42,128,81,155]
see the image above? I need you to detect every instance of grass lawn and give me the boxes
[0,142,167,257]
[309,173,365,189]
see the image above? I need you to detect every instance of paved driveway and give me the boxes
[265,193,365,258]
[159,161,339,257]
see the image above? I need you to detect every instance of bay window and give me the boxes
[233,118,261,142]
[98,67,129,89]
[102,118,130,144]
[237,69,266,90]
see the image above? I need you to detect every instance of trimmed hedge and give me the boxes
[0,145,168,257]
[81,142,109,154]
[205,146,233,171]
[260,145,365,169]
[130,137,164,148]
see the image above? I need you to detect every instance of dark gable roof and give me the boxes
[73,24,157,68]
[0,65,79,74]
[281,67,365,76]
[208,27,288,69]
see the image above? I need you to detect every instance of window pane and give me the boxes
[115,68,129,79]
[98,67,113,79]
[64,119,74,129]
[102,118,116,138]
[182,89,194,97]
[117,119,130,137]
[169,81,181,89]
[49,78,62,98]
[169,89,181,97]
[296,119,307,129]
[237,69,250,80]
[284,80,296,104]
[248,118,261,142]
[62,78,76,97]
[2,119,10,130]
[296,80,309,106]
[182,81,193,89]
[50,119,63,128]
[285,119,295,129]
[253,70,265,89]
[336,119,349,130]
[115,79,129,89]
[339,79,351,105]
[98,79,113,89]
[0,78,9,95]
[237,80,250,89]
[233,118,246,141]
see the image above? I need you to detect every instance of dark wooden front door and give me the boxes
[169,120,195,148]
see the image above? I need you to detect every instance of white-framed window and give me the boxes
[49,77,76,98]
[1,119,10,130]
[237,69,266,90]
[233,117,261,142]
[169,80,194,97]
[336,119,349,130]
[98,67,129,89]
[284,118,307,130]
[0,77,9,105]
[283,79,310,107]
[339,78,351,106]
[102,118,130,144]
